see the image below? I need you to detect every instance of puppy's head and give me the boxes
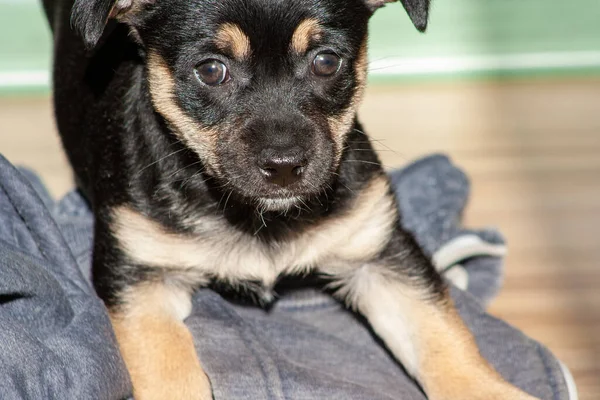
[72,0,430,211]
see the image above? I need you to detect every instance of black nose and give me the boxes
[259,156,305,187]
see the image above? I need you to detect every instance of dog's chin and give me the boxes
[255,196,303,212]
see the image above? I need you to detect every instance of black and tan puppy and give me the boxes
[42,0,539,398]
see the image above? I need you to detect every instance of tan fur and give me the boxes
[112,174,396,288]
[110,284,212,400]
[417,303,538,399]
[290,18,323,54]
[327,37,368,159]
[146,52,221,174]
[215,23,251,60]
[339,271,538,400]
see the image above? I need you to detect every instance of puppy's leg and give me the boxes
[109,283,212,400]
[329,239,539,400]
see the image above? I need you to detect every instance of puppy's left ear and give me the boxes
[71,0,153,49]
[365,0,431,32]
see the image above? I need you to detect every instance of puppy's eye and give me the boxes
[194,59,230,86]
[311,52,341,77]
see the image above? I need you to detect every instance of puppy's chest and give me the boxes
[177,219,384,286]
[112,177,397,288]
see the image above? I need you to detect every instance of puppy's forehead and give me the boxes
[216,3,328,55]
[155,0,368,56]
[213,17,322,60]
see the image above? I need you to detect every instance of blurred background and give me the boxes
[0,0,599,398]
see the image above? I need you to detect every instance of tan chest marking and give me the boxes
[112,175,396,287]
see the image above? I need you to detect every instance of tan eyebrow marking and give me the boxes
[290,18,323,54]
[215,23,251,60]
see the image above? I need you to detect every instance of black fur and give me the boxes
[42,0,439,308]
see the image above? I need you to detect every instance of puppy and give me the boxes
[42,0,540,398]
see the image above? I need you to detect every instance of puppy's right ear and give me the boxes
[365,0,430,32]
[71,0,153,49]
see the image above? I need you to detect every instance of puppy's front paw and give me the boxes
[110,311,214,399]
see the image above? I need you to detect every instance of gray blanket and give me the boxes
[0,153,573,399]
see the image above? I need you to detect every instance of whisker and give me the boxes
[349,160,396,170]
[342,160,382,166]
[324,182,334,198]
[254,207,268,235]
[351,148,395,152]
[368,141,406,160]
[367,64,409,72]
[253,223,265,235]
[335,179,354,194]
[367,56,400,65]
[179,170,209,189]
[222,190,233,212]
[297,197,312,213]
[292,204,304,217]
[166,160,204,179]
[313,193,324,207]
[133,147,187,179]
[302,181,323,207]
[321,187,330,205]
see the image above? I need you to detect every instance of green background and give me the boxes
[1,0,599,94]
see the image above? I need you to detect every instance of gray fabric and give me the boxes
[0,153,570,399]
[389,154,505,305]
[0,158,131,400]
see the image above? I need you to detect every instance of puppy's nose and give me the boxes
[259,155,305,187]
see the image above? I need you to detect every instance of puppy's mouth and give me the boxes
[209,170,319,212]
[255,195,303,212]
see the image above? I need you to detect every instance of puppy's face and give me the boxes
[73,0,429,210]
[143,0,370,210]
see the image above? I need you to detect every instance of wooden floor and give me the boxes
[1,78,599,399]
